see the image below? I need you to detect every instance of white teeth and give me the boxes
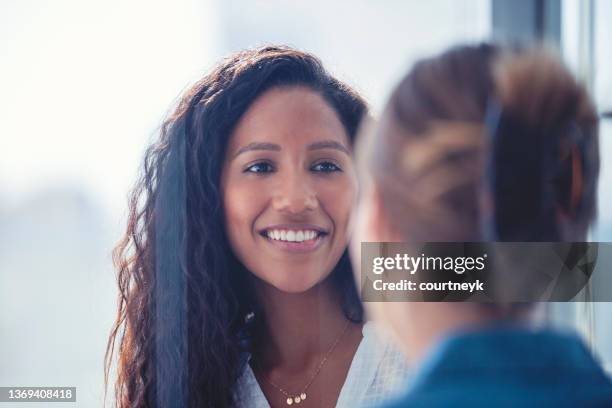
[265,229,320,242]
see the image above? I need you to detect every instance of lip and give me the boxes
[258,224,330,254]
[262,235,325,253]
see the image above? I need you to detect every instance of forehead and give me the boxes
[228,86,349,151]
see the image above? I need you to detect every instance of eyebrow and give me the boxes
[233,142,281,158]
[232,139,350,159]
[307,140,350,155]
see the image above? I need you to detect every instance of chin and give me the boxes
[273,277,323,294]
[259,267,328,294]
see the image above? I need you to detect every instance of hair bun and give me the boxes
[485,48,599,241]
[493,49,596,132]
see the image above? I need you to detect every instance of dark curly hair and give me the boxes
[104,45,367,408]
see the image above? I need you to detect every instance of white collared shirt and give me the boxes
[233,322,411,407]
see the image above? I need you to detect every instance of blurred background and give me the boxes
[0,0,610,406]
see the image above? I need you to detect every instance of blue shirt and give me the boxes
[384,327,612,408]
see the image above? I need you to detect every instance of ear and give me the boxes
[556,145,586,239]
[367,186,404,242]
[568,145,583,217]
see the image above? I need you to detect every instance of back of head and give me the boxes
[353,45,602,366]
[370,44,599,243]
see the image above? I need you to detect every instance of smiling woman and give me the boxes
[105,46,409,408]
[222,87,356,294]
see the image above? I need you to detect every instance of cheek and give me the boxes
[349,202,366,278]
[223,182,262,239]
[318,176,357,232]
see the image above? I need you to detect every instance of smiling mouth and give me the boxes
[259,227,329,252]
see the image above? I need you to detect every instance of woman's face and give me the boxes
[221,86,357,293]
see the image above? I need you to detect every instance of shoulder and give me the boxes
[381,328,612,408]
[363,322,412,395]
[232,354,269,408]
[337,321,412,408]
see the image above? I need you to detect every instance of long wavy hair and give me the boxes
[104,46,367,408]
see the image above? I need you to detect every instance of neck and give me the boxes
[253,277,351,372]
[395,303,534,365]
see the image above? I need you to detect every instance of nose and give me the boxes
[272,173,318,215]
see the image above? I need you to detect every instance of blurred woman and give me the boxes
[351,44,612,407]
[105,46,408,408]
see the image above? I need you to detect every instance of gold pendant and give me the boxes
[286,393,306,405]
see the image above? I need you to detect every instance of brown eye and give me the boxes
[244,161,275,174]
[311,161,342,173]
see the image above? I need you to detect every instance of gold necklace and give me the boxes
[261,320,351,406]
